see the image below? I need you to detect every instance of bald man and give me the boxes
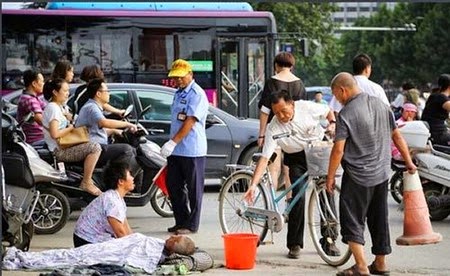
[326,72,416,276]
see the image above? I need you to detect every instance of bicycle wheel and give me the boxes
[219,171,269,242]
[308,180,352,267]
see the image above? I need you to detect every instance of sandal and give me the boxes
[368,262,390,275]
[80,180,102,196]
[336,265,370,276]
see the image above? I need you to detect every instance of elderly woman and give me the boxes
[391,103,418,161]
[4,233,195,274]
[42,78,102,195]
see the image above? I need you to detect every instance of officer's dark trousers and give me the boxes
[166,155,206,231]
[283,150,308,249]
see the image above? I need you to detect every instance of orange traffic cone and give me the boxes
[396,171,442,245]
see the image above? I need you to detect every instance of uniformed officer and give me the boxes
[161,59,209,235]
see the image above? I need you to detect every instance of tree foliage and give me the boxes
[336,3,450,89]
[251,2,341,86]
[251,3,449,89]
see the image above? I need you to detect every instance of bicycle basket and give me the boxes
[305,141,342,177]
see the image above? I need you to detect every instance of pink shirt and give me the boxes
[391,117,407,161]
[16,92,47,144]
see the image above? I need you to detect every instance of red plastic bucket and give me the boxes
[222,233,259,269]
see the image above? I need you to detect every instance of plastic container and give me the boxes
[222,233,259,269]
[399,121,430,149]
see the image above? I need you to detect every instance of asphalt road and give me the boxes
[3,186,450,276]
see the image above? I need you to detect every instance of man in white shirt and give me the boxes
[244,89,337,259]
[329,53,389,113]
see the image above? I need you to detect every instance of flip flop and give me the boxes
[336,265,370,276]
[368,262,390,276]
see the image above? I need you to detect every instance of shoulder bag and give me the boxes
[57,126,89,149]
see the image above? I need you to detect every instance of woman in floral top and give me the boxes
[73,161,135,247]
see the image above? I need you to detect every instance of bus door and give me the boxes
[217,37,267,118]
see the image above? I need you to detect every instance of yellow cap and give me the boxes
[168,59,192,77]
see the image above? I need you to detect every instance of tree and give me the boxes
[413,4,450,84]
[335,3,450,89]
[251,2,341,86]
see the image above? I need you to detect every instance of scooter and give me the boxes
[31,105,172,235]
[414,142,450,221]
[1,112,66,251]
[389,121,450,221]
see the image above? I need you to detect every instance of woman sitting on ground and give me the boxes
[42,78,102,196]
[73,161,135,247]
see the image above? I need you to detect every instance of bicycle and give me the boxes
[218,137,352,267]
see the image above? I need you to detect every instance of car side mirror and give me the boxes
[206,113,221,125]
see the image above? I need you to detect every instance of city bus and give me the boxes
[2,2,277,118]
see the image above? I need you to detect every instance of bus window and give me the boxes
[137,28,214,88]
[138,30,172,72]
[220,41,239,116]
[2,4,276,118]
[35,33,67,75]
[70,26,133,75]
[248,41,265,118]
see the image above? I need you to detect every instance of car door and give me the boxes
[132,89,172,146]
[132,89,233,179]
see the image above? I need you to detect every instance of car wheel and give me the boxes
[240,146,259,166]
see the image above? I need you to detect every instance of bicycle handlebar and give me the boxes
[272,129,333,142]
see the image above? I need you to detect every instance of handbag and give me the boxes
[57,126,89,149]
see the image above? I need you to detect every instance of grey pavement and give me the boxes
[2,188,450,276]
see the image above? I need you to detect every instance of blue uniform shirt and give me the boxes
[75,99,108,145]
[170,80,208,157]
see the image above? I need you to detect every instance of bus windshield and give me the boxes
[2,2,277,118]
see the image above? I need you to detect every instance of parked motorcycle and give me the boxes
[31,105,172,234]
[389,121,450,221]
[2,112,65,251]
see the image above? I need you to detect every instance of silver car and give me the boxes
[76,83,260,185]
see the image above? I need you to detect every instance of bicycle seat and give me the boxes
[31,139,46,148]
[32,142,55,165]
[252,152,277,165]
[433,144,450,155]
